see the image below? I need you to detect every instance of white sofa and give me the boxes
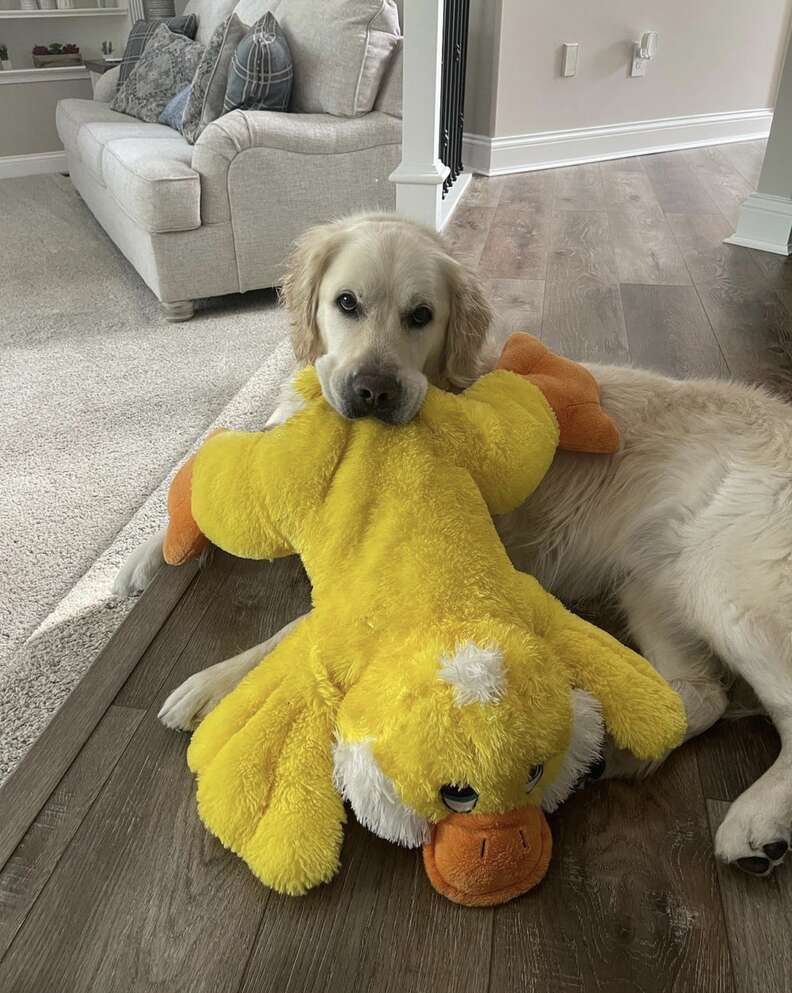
[56,0,403,320]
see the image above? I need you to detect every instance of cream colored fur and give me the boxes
[120,213,792,877]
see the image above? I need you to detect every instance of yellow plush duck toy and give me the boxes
[172,364,686,906]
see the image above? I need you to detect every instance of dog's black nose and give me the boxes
[351,371,402,418]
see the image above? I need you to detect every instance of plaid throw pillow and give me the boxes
[118,14,198,84]
[223,12,292,115]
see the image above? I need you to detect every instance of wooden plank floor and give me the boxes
[3,140,792,993]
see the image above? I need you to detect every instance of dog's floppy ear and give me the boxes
[441,259,494,389]
[280,221,343,363]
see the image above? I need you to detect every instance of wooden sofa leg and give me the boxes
[161,300,195,322]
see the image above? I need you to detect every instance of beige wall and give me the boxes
[0,76,93,157]
[466,0,792,139]
[464,0,499,136]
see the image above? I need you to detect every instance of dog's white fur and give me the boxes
[123,213,792,876]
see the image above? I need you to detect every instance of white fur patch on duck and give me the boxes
[438,641,506,706]
[333,737,430,847]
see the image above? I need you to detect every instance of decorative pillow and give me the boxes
[181,12,248,144]
[159,83,192,131]
[374,36,402,119]
[111,24,204,124]
[233,0,399,117]
[223,12,292,115]
[118,14,198,85]
[182,0,238,46]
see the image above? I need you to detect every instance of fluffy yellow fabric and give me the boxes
[186,368,686,895]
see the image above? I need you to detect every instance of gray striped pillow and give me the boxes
[223,12,293,115]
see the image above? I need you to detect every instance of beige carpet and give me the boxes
[0,174,295,784]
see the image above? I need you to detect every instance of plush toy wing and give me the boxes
[431,369,560,515]
[498,333,620,454]
[548,605,687,759]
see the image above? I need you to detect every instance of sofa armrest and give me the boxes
[93,64,121,103]
[196,108,401,162]
[193,110,401,225]
[191,108,401,288]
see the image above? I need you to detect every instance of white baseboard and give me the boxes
[724,192,792,256]
[463,108,773,176]
[439,171,472,230]
[0,151,67,179]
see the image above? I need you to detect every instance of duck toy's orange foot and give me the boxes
[422,806,552,906]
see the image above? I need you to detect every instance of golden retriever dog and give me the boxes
[116,212,792,879]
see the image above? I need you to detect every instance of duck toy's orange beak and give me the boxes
[422,806,552,907]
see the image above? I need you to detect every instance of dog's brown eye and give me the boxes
[337,291,358,314]
[409,305,433,328]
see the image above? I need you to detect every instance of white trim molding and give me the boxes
[0,66,90,85]
[725,193,792,256]
[463,108,773,176]
[0,151,67,179]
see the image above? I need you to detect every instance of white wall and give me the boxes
[466,0,792,140]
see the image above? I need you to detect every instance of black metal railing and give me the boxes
[438,0,471,197]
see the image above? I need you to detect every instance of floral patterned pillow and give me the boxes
[111,24,204,124]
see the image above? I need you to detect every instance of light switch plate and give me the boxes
[630,42,646,76]
[562,43,579,77]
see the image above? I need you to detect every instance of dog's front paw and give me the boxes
[715,789,791,876]
[158,669,229,731]
[113,530,165,596]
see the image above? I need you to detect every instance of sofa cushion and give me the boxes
[111,24,204,124]
[77,120,177,183]
[56,98,136,154]
[183,0,239,47]
[223,12,293,115]
[182,12,248,144]
[118,14,198,85]
[233,0,400,117]
[102,137,201,233]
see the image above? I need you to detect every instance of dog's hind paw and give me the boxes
[715,788,791,877]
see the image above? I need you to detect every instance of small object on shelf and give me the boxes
[32,41,82,67]
[37,0,58,10]
[0,44,11,71]
[56,0,75,8]
[20,0,38,9]
[100,39,114,56]
[84,56,116,73]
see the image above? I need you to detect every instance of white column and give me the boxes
[726,29,792,255]
[389,0,450,230]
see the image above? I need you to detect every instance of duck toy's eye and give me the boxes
[440,783,479,813]
[525,764,544,792]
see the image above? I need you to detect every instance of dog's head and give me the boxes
[280,213,493,424]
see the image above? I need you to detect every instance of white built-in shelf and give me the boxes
[0,64,89,82]
[0,8,127,17]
